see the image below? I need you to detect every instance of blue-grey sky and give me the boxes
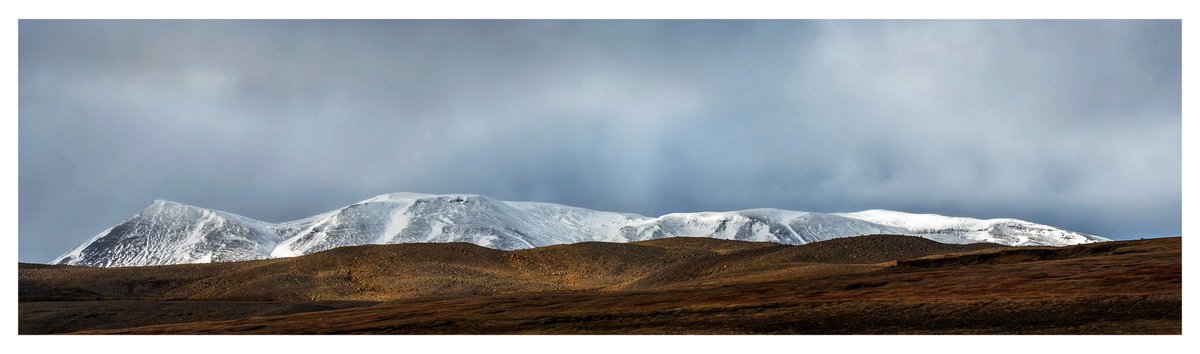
[19,20,1181,262]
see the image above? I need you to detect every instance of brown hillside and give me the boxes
[20,235,1003,302]
[19,235,1181,334]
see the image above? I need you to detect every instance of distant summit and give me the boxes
[54,192,1108,267]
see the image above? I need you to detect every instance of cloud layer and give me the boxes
[19,20,1181,262]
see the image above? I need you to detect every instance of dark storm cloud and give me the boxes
[19,20,1180,262]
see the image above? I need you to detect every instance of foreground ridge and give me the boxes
[21,236,1179,334]
[53,192,1108,267]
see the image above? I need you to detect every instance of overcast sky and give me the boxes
[19,20,1180,262]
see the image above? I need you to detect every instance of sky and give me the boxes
[19,20,1181,262]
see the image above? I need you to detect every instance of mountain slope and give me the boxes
[839,209,1104,246]
[52,192,1108,267]
[53,200,282,267]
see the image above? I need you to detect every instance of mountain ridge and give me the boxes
[52,192,1109,267]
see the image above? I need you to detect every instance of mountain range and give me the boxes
[53,192,1108,267]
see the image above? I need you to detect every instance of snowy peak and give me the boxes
[840,209,1020,230]
[355,192,441,204]
[53,193,1109,267]
[53,200,282,267]
[838,209,1107,246]
[272,193,545,257]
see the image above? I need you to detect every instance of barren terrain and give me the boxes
[18,235,1180,334]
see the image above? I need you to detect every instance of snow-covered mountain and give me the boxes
[53,192,1109,267]
[54,200,282,267]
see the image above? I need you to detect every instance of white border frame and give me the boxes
[3,1,1192,353]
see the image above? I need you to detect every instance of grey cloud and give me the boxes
[19,20,1180,262]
